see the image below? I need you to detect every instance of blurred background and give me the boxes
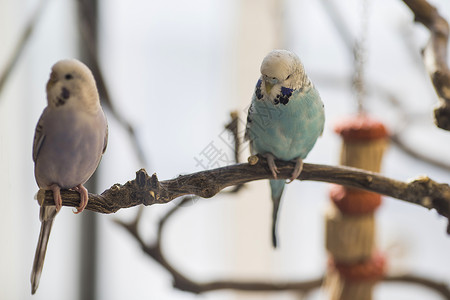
[0,0,449,299]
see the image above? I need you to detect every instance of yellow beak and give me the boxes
[264,80,274,94]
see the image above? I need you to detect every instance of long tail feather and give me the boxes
[31,206,57,294]
[270,179,285,248]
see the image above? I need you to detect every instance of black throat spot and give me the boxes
[55,87,70,107]
[61,87,70,99]
[274,93,291,105]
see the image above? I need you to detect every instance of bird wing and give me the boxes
[245,79,264,142]
[102,119,108,154]
[244,101,254,142]
[33,109,48,163]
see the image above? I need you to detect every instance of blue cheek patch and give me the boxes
[275,86,294,105]
[255,80,294,105]
[281,87,293,97]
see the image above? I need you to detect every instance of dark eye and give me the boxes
[65,74,73,80]
[285,74,291,80]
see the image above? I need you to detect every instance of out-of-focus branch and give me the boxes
[0,0,149,165]
[115,195,324,294]
[374,84,450,172]
[111,113,262,294]
[390,134,450,171]
[38,159,450,233]
[320,0,369,114]
[313,71,450,172]
[77,0,149,166]
[114,195,450,297]
[385,274,450,299]
[319,0,354,53]
[321,0,450,130]
[402,0,450,131]
[0,0,50,96]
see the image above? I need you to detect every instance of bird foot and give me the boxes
[72,184,89,214]
[263,153,280,179]
[287,158,303,183]
[48,184,62,212]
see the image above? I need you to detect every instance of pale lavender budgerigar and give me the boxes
[31,59,108,294]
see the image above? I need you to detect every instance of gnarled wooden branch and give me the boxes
[402,0,450,130]
[113,178,450,297]
[38,156,450,233]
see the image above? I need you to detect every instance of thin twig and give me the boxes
[38,158,450,233]
[224,111,245,193]
[0,0,50,96]
[226,111,241,164]
[402,0,450,131]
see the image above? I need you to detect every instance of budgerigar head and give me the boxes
[259,50,309,99]
[46,59,100,112]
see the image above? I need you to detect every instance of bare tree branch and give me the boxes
[223,111,245,193]
[113,175,450,297]
[115,195,324,295]
[402,0,450,131]
[38,157,450,233]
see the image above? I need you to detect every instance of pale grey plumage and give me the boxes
[31,59,108,294]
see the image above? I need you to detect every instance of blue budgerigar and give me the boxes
[245,50,325,248]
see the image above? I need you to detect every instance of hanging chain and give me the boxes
[352,0,370,114]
